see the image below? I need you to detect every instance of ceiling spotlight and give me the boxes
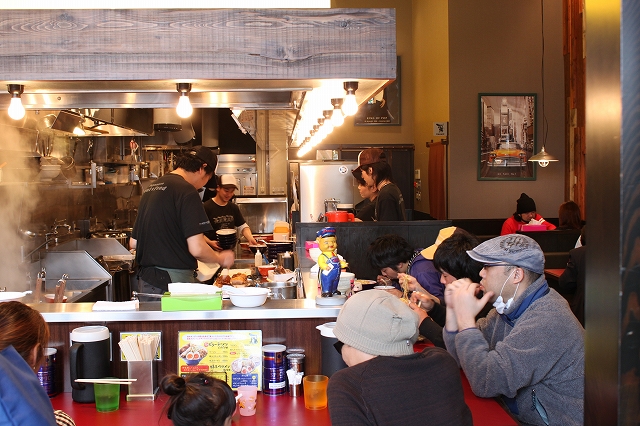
[331,98,345,127]
[176,83,193,118]
[342,81,359,116]
[7,84,25,120]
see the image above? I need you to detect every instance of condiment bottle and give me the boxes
[255,249,263,267]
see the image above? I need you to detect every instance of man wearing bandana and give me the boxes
[443,234,584,426]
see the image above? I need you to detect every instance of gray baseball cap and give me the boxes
[466,234,545,274]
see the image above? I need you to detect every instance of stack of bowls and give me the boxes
[266,241,294,261]
[216,229,237,250]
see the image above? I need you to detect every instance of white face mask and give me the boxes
[493,268,520,314]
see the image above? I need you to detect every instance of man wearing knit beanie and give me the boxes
[327,290,472,426]
[500,192,556,235]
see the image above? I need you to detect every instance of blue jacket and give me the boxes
[0,345,56,425]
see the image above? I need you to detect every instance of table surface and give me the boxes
[544,268,566,278]
[50,373,517,426]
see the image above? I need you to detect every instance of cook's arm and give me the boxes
[241,226,258,245]
[187,234,234,267]
[129,237,137,250]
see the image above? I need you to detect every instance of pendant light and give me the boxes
[341,81,359,116]
[330,98,344,127]
[529,0,558,168]
[7,84,25,120]
[176,83,193,118]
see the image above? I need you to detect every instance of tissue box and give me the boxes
[161,293,222,311]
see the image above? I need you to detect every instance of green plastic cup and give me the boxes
[94,380,120,412]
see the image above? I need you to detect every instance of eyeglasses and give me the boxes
[333,340,344,355]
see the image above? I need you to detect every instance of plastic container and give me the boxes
[255,249,263,267]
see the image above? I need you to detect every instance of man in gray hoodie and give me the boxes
[443,234,584,426]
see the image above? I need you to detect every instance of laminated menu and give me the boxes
[177,331,262,390]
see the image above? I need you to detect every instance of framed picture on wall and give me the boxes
[354,57,401,126]
[478,93,537,181]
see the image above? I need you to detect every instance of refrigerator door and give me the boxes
[299,162,358,222]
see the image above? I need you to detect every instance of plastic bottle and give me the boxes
[255,249,263,267]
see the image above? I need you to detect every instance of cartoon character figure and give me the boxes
[316,227,348,297]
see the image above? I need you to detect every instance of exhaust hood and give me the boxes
[0,108,154,137]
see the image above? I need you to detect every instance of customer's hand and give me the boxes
[411,291,436,312]
[446,278,492,330]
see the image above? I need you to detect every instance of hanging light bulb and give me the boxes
[528,0,558,168]
[528,146,556,167]
[7,84,25,120]
[331,98,344,127]
[341,81,359,116]
[322,111,334,134]
[176,83,193,118]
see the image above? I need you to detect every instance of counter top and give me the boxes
[35,298,342,322]
[34,271,343,323]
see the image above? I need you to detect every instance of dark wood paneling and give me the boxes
[0,9,395,81]
[48,317,332,393]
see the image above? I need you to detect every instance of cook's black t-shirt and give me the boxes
[203,199,246,240]
[132,173,213,270]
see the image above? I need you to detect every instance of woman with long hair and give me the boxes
[354,148,406,221]
[0,301,75,426]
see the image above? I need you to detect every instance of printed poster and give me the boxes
[177,330,262,390]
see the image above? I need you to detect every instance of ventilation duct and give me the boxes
[153,108,182,132]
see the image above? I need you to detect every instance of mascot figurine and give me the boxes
[316,227,348,297]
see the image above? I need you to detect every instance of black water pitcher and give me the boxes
[69,326,111,403]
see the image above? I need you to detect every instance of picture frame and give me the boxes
[478,93,537,181]
[354,57,401,126]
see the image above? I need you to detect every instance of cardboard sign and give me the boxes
[177,331,262,390]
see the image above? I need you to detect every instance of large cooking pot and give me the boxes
[91,230,129,248]
[257,281,297,299]
[325,211,354,222]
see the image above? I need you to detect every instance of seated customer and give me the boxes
[501,192,556,235]
[444,234,584,425]
[328,290,473,426]
[366,234,443,301]
[558,226,587,326]
[407,229,488,348]
[0,301,75,426]
[161,373,236,426]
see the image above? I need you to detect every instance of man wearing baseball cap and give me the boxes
[443,234,584,425]
[328,290,472,426]
[203,174,258,248]
[131,146,235,298]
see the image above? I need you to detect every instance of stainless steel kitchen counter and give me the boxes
[34,298,341,322]
[34,271,344,323]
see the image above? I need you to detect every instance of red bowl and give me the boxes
[258,265,276,277]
